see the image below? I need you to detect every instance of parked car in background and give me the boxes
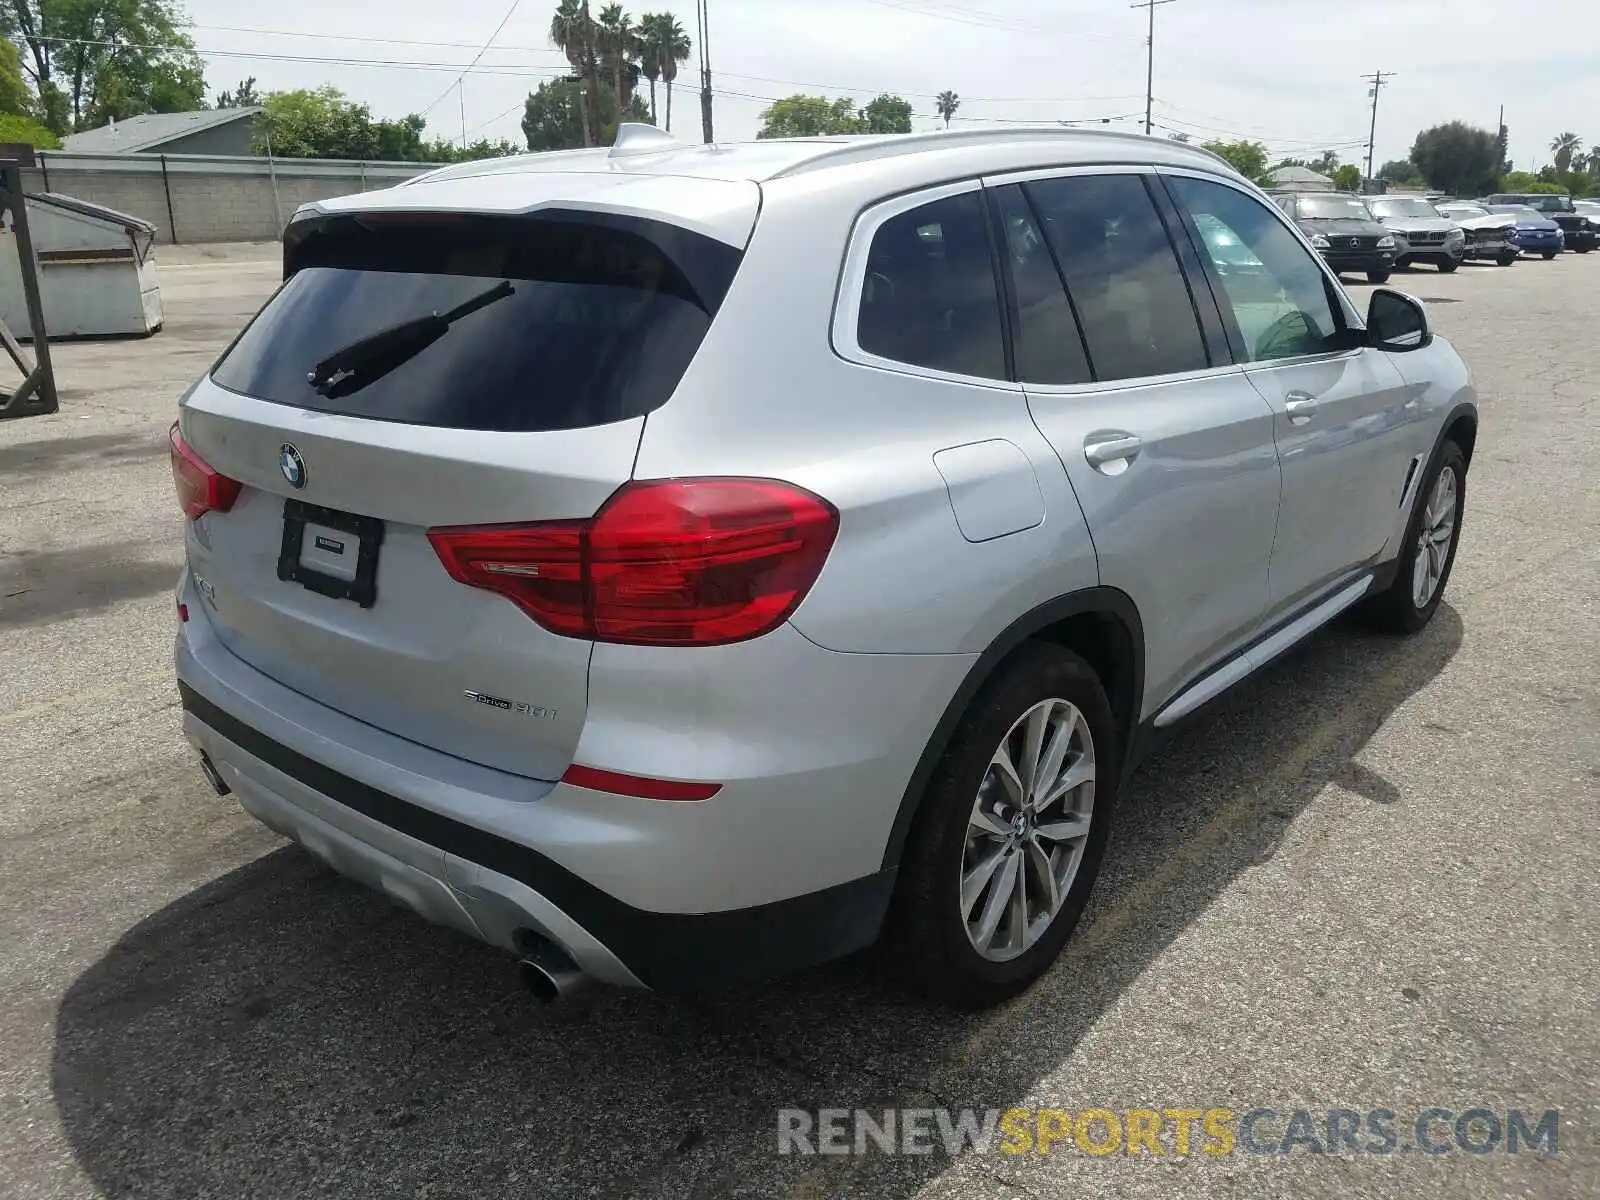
[1434,202,1520,266]
[1484,204,1565,259]
[1482,193,1595,254]
[1367,196,1466,272]
[1268,191,1397,282]
[1575,199,1600,230]
[170,127,1478,1008]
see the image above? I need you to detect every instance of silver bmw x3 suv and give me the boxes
[173,126,1476,1008]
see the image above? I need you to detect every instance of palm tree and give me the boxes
[935,89,959,129]
[1550,131,1583,174]
[550,0,596,146]
[596,5,638,110]
[639,12,690,133]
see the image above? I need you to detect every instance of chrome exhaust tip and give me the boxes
[517,937,585,1005]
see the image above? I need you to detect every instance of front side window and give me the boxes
[1022,174,1209,383]
[856,190,1006,380]
[1168,175,1347,363]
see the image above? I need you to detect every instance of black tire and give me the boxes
[1367,270,1391,284]
[1358,440,1467,635]
[1437,257,1459,273]
[1576,245,1593,255]
[1498,253,1517,266]
[885,644,1118,1009]
[1541,250,1557,260]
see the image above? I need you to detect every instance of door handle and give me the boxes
[1284,391,1318,425]
[1083,432,1142,474]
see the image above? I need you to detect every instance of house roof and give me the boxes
[1270,165,1334,185]
[61,108,262,154]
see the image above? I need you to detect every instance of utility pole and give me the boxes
[696,0,714,144]
[1361,69,1392,183]
[1130,0,1176,136]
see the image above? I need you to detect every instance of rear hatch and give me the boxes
[180,201,747,779]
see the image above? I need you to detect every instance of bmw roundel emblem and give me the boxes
[279,443,306,489]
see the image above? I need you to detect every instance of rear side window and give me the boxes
[211,212,741,432]
[1022,175,1209,383]
[856,190,1006,381]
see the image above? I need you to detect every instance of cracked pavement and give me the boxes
[1,245,1596,1199]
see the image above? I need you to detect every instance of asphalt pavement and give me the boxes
[1,244,1596,1199]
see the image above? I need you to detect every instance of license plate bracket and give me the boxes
[277,498,384,608]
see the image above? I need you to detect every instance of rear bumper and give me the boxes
[181,683,894,989]
[174,569,966,990]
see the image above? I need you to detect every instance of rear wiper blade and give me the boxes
[307,279,514,398]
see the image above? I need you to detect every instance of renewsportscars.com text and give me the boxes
[777,1106,1560,1158]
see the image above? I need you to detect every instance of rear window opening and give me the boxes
[210,210,743,433]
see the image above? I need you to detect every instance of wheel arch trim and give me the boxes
[878,586,1144,871]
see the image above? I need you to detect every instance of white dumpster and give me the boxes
[0,193,163,338]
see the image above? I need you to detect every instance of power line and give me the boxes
[419,0,528,119]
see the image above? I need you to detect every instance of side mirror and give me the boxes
[1367,288,1431,352]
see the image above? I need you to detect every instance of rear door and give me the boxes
[992,170,1284,713]
[1160,171,1430,613]
[180,207,746,779]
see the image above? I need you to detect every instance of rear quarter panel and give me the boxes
[630,166,1101,656]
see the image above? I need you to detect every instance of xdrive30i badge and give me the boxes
[464,690,559,720]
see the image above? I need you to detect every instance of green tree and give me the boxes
[0,37,35,116]
[1549,131,1582,174]
[550,0,600,147]
[1377,158,1420,185]
[1202,138,1272,185]
[757,94,863,138]
[1498,169,1560,193]
[637,9,688,131]
[935,88,959,129]
[1332,163,1361,191]
[1410,122,1500,197]
[1309,150,1341,175]
[254,88,378,158]
[2,0,207,134]
[520,75,646,152]
[216,76,260,108]
[860,93,912,134]
[0,110,58,144]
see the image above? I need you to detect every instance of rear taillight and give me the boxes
[427,478,839,646]
[170,423,242,520]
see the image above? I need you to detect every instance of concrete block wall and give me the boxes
[20,151,440,244]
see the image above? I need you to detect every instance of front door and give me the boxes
[1161,171,1428,613]
[986,172,1283,715]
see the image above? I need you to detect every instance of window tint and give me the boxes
[1022,174,1209,382]
[213,212,741,432]
[990,185,1092,385]
[857,190,1006,380]
[1168,175,1346,363]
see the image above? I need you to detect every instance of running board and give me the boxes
[1153,575,1375,728]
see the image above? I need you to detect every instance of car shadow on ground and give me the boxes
[52,608,1463,1198]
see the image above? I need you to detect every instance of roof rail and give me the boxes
[765,123,1227,181]
[609,123,682,158]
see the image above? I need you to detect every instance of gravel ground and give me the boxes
[1,244,1595,1199]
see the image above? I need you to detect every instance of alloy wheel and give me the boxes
[961,698,1095,962]
[1412,465,1458,609]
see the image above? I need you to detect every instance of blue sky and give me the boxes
[179,0,1599,170]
